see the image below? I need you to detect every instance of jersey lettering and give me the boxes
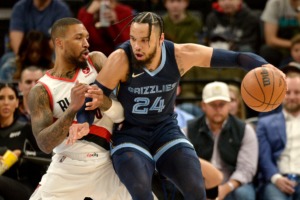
[57,98,70,112]
[132,97,165,114]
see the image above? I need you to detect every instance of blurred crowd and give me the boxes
[1,0,300,199]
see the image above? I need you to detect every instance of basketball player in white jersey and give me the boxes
[28,17,131,200]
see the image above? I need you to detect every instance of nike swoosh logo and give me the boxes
[132,72,144,78]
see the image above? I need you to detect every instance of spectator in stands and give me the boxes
[0,83,49,200]
[162,0,204,113]
[187,81,258,200]
[228,84,247,120]
[290,34,300,64]
[282,61,300,74]
[9,0,72,54]
[148,0,165,11]
[256,70,300,200]
[175,85,195,131]
[205,0,260,53]
[259,0,300,67]
[0,30,53,82]
[18,66,44,123]
[162,0,203,44]
[281,34,300,67]
[77,0,134,56]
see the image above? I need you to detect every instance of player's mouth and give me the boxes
[81,50,89,60]
[135,53,144,60]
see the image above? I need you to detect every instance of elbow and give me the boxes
[36,139,54,154]
[42,148,53,155]
[39,145,53,154]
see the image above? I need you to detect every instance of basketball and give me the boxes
[241,67,286,112]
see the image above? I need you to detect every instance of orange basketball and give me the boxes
[241,67,286,112]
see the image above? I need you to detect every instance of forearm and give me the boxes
[210,49,268,71]
[101,95,112,111]
[266,37,291,49]
[86,1,99,14]
[219,179,241,199]
[78,8,96,27]
[223,179,241,192]
[36,108,77,153]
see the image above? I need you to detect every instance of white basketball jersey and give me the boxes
[38,58,113,154]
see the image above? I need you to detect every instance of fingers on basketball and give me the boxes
[241,67,286,112]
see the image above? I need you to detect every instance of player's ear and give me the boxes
[159,33,164,46]
[55,38,63,49]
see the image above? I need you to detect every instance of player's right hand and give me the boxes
[84,84,104,110]
[70,81,89,112]
[66,123,90,145]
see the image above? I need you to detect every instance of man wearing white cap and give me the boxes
[187,81,258,200]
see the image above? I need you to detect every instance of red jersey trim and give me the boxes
[59,120,111,142]
[89,125,111,142]
[45,69,80,82]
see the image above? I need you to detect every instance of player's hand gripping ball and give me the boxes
[241,66,286,112]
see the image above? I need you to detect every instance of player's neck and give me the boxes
[51,62,77,79]
[145,48,162,72]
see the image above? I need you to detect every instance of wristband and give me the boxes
[227,181,235,191]
[94,80,113,97]
[103,99,124,123]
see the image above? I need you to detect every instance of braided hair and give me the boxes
[132,12,164,39]
[113,12,164,43]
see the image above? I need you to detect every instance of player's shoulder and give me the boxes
[89,51,106,60]
[107,49,128,64]
[30,83,47,96]
[88,51,107,72]
[28,83,49,107]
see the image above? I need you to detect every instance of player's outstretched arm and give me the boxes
[174,43,285,82]
[29,81,88,153]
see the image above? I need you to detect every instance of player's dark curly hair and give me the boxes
[51,17,82,43]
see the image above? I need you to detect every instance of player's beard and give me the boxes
[67,54,88,69]
[131,46,157,70]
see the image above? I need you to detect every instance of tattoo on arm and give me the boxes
[89,51,108,73]
[29,84,77,153]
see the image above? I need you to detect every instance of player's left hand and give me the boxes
[262,64,286,80]
[84,84,104,110]
[66,123,90,145]
[262,64,287,90]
